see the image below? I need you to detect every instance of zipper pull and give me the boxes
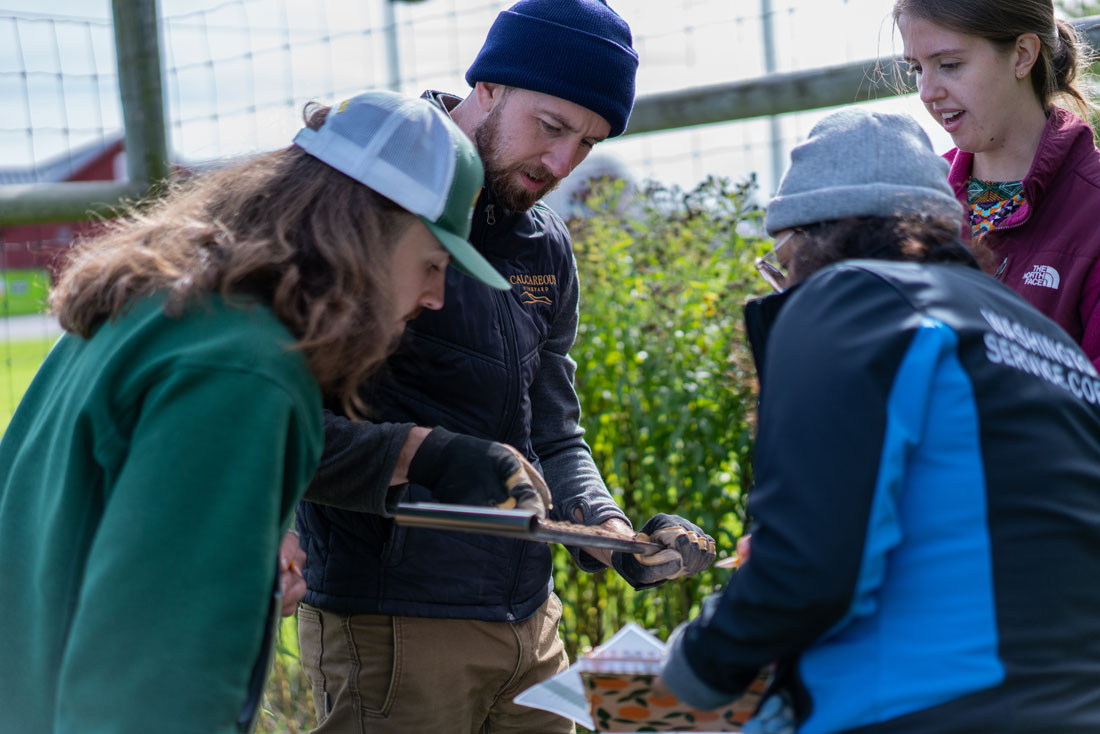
[993,257,1008,281]
[486,203,496,226]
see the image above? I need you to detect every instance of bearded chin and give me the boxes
[485,168,555,212]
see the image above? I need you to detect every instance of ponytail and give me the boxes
[1040,17,1095,117]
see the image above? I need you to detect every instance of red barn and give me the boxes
[0,134,126,271]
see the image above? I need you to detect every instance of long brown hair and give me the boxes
[51,104,414,417]
[893,0,1096,116]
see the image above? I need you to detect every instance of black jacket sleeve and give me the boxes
[300,409,416,517]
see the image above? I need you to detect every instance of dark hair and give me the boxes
[789,215,983,284]
[51,103,414,418]
[893,0,1095,115]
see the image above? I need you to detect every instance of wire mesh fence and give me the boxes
[1,0,1096,422]
[0,0,952,425]
[1,0,920,184]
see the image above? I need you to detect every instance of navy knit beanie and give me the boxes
[465,0,638,137]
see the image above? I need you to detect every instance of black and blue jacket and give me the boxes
[663,260,1100,732]
[296,118,628,620]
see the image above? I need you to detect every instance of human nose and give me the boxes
[543,141,580,179]
[917,70,941,104]
[420,272,445,311]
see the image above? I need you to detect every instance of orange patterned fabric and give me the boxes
[582,672,768,731]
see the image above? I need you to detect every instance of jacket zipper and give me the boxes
[504,526,527,622]
[478,188,521,443]
[498,248,529,620]
[480,191,525,618]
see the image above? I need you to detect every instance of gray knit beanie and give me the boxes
[764,109,964,235]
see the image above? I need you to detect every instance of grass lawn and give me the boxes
[0,337,56,436]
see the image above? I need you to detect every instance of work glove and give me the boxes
[406,427,551,516]
[496,443,552,517]
[612,513,716,590]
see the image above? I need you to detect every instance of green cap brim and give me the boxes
[422,218,511,291]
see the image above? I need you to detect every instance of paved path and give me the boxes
[1,314,63,341]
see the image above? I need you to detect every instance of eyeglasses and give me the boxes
[755,229,802,293]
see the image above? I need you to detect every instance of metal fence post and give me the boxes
[761,0,784,196]
[0,1,168,225]
[111,0,170,187]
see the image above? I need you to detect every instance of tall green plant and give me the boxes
[553,175,770,658]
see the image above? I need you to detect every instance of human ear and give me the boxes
[474,81,505,112]
[1013,32,1041,79]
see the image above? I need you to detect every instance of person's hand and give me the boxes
[612,514,716,590]
[279,530,306,617]
[737,533,752,564]
[407,427,550,515]
[496,443,552,517]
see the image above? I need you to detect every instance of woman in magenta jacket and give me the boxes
[896,0,1100,368]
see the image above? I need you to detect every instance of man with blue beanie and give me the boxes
[293,2,716,732]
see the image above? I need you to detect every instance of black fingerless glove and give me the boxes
[406,427,521,506]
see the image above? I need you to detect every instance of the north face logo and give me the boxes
[1023,265,1060,289]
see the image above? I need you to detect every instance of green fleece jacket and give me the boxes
[0,293,322,734]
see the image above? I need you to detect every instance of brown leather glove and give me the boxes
[612,514,716,590]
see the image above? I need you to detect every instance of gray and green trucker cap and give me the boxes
[293,89,509,291]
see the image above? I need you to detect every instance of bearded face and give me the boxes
[474,102,563,213]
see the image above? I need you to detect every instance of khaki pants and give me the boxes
[298,594,574,734]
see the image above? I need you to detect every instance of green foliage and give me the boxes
[256,618,311,734]
[551,175,769,658]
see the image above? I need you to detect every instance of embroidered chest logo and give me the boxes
[1022,265,1061,290]
[510,273,557,305]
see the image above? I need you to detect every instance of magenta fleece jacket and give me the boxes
[945,107,1100,369]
